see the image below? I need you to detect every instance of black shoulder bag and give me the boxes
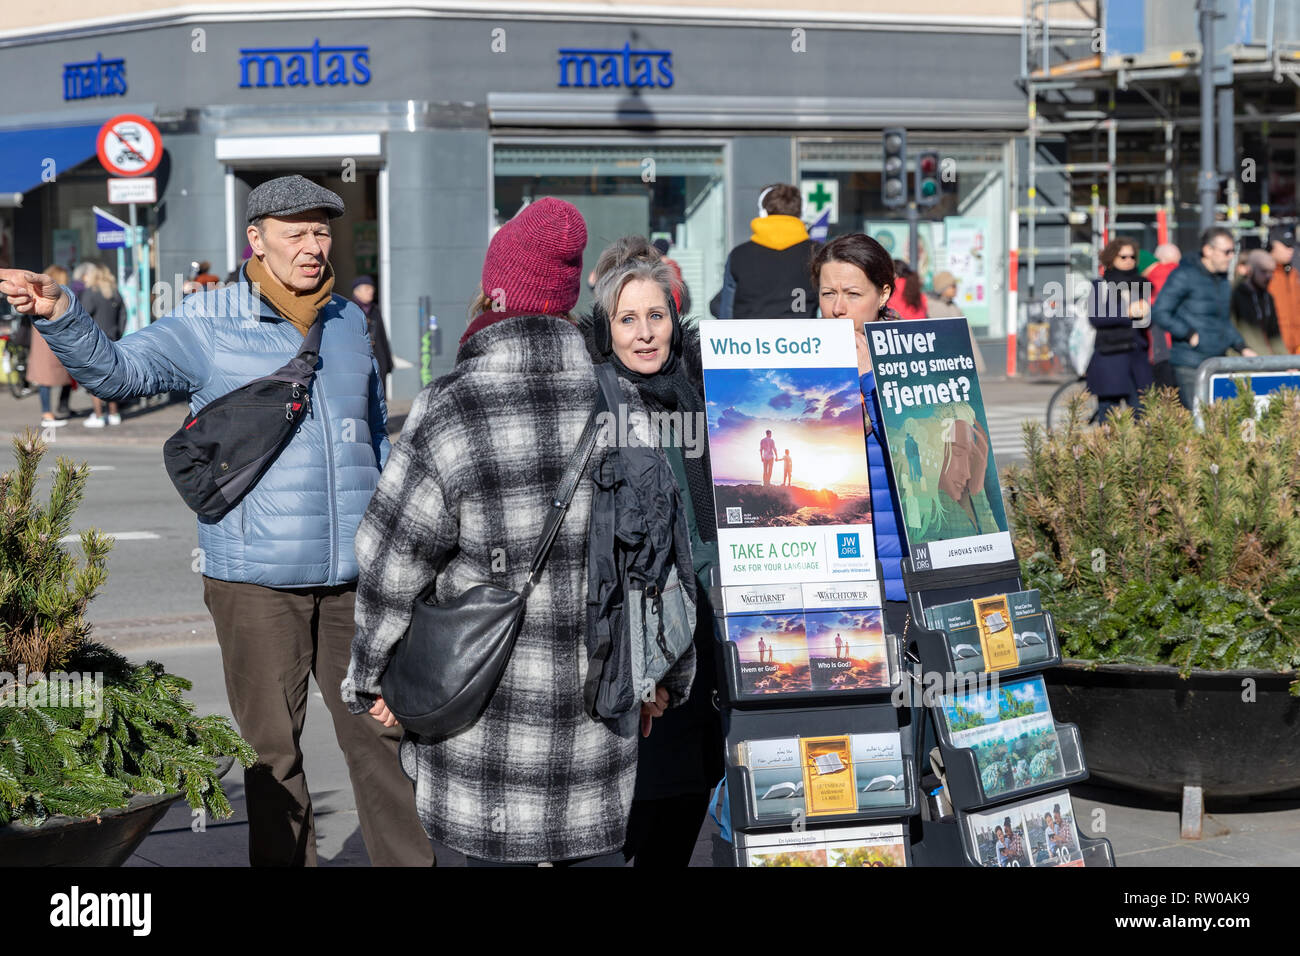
[163,319,323,521]
[380,393,607,740]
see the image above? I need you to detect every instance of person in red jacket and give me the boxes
[887,259,928,320]
[1143,243,1182,388]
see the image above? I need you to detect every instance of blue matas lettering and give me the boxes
[558,44,673,88]
[239,40,370,89]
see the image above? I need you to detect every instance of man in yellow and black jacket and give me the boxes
[711,183,818,319]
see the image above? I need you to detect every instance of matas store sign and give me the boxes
[557,43,673,88]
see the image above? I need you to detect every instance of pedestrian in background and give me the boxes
[1143,243,1182,388]
[710,183,817,319]
[1086,237,1153,422]
[1267,225,1300,354]
[78,264,126,428]
[579,235,723,868]
[71,262,95,298]
[925,269,986,374]
[344,198,692,866]
[652,236,692,317]
[2,175,430,868]
[1151,226,1257,410]
[350,275,393,386]
[1233,250,1284,355]
[1147,243,1182,297]
[925,270,960,319]
[27,264,73,427]
[888,259,928,320]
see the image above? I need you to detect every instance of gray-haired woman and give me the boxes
[577,235,724,867]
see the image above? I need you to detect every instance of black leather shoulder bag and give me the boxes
[379,394,606,740]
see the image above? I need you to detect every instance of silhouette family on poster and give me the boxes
[758,430,794,487]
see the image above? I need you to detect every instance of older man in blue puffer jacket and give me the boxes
[0,175,431,867]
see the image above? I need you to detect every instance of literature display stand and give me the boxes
[851,317,1115,868]
[901,556,1115,867]
[697,319,922,868]
[699,316,1112,867]
[711,565,923,868]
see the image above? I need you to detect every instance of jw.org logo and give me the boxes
[836,533,861,559]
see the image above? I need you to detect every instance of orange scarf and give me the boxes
[245,256,334,337]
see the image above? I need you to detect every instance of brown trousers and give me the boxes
[203,576,433,867]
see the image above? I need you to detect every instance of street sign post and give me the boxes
[107,177,157,204]
[96,114,162,178]
[96,115,162,336]
[93,206,129,249]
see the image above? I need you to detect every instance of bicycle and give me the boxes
[1045,376,1099,432]
[1,317,33,400]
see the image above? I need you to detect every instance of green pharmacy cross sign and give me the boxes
[801,179,838,225]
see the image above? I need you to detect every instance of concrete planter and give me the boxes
[0,756,236,866]
[1043,659,1300,800]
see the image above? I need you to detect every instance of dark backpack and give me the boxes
[583,363,698,719]
[163,319,322,521]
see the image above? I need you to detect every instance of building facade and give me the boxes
[0,3,1032,398]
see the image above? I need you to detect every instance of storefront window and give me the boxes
[44,159,114,274]
[798,140,1010,336]
[493,143,726,318]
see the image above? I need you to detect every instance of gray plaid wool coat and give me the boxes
[342,314,695,863]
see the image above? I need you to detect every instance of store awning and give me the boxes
[0,123,103,207]
[487,93,1029,131]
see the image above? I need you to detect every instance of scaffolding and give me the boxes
[1019,0,1300,301]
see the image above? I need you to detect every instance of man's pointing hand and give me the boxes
[0,269,68,319]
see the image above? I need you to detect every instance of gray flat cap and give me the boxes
[246,174,345,223]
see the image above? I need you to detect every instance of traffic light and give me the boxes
[881,128,907,209]
[916,149,941,208]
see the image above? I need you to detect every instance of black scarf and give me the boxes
[1102,265,1144,298]
[588,304,717,543]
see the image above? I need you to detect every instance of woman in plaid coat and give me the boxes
[342,199,694,865]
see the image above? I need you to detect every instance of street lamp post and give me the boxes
[1198,0,1219,234]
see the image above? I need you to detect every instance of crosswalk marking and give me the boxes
[57,531,161,544]
[984,403,1047,462]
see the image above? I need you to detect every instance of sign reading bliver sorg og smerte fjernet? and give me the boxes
[700,319,878,586]
[863,317,1014,572]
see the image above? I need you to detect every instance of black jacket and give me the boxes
[573,314,724,799]
[1232,280,1279,338]
[1152,258,1244,368]
[360,304,393,381]
[78,287,126,341]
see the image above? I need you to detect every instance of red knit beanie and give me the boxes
[481,198,587,317]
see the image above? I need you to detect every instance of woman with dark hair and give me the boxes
[888,259,928,321]
[810,234,908,634]
[576,235,723,868]
[1086,237,1154,422]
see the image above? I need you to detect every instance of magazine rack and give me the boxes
[709,560,906,710]
[908,601,1063,685]
[954,798,1116,868]
[929,707,1089,812]
[722,703,921,832]
[714,630,905,709]
[896,555,1114,867]
[734,820,917,868]
[709,555,923,866]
